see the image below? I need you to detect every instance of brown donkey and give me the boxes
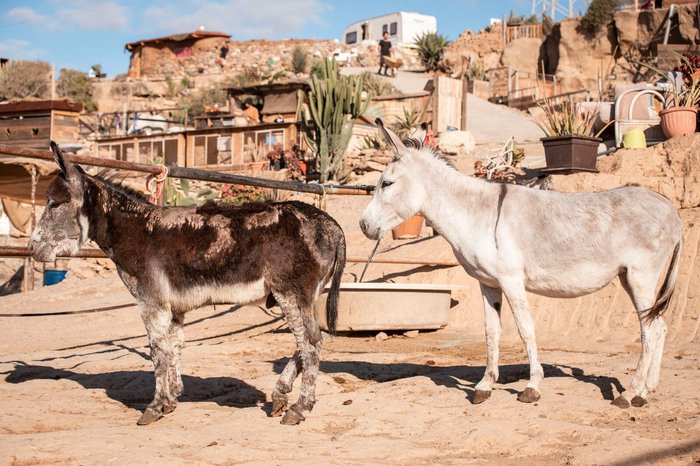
[29,142,346,426]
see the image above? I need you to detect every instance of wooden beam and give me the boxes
[0,246,462,267]
[0,143,375,196]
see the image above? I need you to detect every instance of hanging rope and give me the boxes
[316,183,327,211]
[146,164,169,205]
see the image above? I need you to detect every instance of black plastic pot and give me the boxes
[541,135,602,173]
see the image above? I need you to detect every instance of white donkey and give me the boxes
[360,120,683,408]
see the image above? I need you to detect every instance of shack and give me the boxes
[96,81,311,170]
[125,30,231,78]
[0,100,83,149]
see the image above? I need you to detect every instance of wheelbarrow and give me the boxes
[383,56,403,77]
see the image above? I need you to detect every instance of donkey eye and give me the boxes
[381,180,394,189]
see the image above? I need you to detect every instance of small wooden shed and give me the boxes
[0,100,83,149]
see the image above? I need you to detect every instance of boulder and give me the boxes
[437,131,476,156]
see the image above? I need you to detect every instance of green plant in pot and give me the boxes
[658,60,700,138]
[535,94,603,173]
[638,53,700,139]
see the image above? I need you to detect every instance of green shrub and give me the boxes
[291,46,308,74]
[0,60,51,100]
[580,0,618,35]
[392,107,420,140]
[414,32,450,72]
[360,71,398,96]
[57,68,97,111]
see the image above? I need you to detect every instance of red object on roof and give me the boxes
[125,31,231,51]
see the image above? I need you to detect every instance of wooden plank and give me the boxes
[0,143,375,196]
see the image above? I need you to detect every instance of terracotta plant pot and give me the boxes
[541,135,602,173]
[391,214,424,240]
[659,107,698,138]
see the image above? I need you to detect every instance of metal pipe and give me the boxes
[663,4,677,45]
[0,246,461,267]
[0,144,375,196]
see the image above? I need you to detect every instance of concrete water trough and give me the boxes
[314,283,453,332]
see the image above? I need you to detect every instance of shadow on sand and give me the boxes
[269,358,625,402]
[3,363,266,414]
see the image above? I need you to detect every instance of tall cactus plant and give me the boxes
[301,58,370,183]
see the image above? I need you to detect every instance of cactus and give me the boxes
[301,58,370,183]
[164,178,219,206]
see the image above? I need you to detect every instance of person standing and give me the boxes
[377,32,392,76]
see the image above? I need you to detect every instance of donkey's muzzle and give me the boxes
[359,218,382,240]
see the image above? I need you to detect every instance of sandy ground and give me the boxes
[1,190,699,465]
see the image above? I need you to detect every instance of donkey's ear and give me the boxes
[404,123,427,148]
[414,123,429,145]
[50,141,81,185]
[375,118,406,155]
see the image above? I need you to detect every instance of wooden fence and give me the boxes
[504,24,543,46]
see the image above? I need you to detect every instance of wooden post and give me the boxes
[461,79,468,131]
[502,16,507,48]
[432,76,440,134]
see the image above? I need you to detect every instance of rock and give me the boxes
[365,160,387,172]
[403,330,419,338]
[501,38,542,72]
[375,331,389,342]
[437,131,476,156]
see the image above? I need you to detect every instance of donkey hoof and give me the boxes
[136,409,162,426]
[280,406,305,426]
[517,388,541,403]
[163,403,176,415]
[631,396,647,407]
[611,395,630,409]
[271,396,288,418]
[472,390,492,404]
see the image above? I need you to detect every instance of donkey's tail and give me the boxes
[644,239,682,322]
[326,234,346,335]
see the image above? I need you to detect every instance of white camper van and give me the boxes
[343,11,437,46]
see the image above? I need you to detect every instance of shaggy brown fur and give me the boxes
[30,142,346,426]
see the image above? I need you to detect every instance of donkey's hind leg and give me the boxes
[473,284,503,404]
[137,304,185,425]
[270,350,302,417]
[614,269,664,408]
[274,292,322,425]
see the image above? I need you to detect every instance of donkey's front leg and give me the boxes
[473,284,503,404]
[137,304,185,426]
[501,281,544,403]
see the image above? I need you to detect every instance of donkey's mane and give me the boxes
[93,169,151,203]
[413,146,458,172]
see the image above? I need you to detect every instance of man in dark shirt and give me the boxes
[377,32,392,76]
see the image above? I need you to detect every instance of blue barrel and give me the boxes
[43,269,67,286]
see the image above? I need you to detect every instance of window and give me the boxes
[345,31,357,44]
[194,136,206,166]
[97,142,131,161]
[390,22,397,36]
[382,24,388,34]
[242,129,284,164]
[164,139,178,166]
[205,135,218,165]
[193,134,231,166]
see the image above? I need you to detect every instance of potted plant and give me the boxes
[391,214,424,240]
[657,52,700,138]
[535,95,602,173]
